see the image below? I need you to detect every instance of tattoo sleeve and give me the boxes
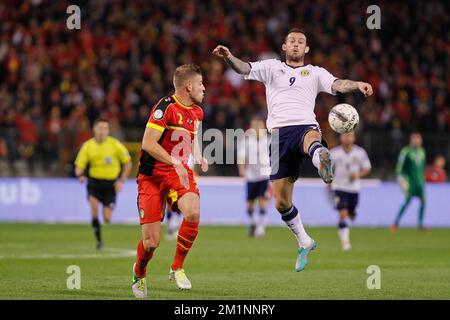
[331,79,359,93]
[224,54,251,75]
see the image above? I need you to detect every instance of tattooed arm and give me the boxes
[212,45,251,75]
[332,79,374,97]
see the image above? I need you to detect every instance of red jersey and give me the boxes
[425,165,447,183]
[138,95,203,176]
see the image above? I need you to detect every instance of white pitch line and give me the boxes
[0,248,136,260]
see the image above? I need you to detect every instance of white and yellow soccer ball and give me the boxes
[328,103,359,134]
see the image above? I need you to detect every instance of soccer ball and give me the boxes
[328,103,359,134]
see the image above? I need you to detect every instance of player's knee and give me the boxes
[303,131,322,151]
[275,198,291,212]
[305,130,321,141]
[143,237,160,251]
[184,208,200,222]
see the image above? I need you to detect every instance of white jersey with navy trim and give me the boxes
[330,145,372,193]
[244,59,338,131]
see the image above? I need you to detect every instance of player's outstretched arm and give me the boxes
[332,79,373,97]
[212,45,251,75]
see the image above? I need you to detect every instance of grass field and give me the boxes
[0,224,449,300]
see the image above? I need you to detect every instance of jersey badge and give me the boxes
[300,70,310,77]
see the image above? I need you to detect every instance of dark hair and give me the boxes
[284,28,308,43]
[93,118,109,126]
[173,63,202,88]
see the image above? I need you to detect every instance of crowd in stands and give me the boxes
[0,0,448,177]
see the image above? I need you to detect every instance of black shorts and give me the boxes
[87,178,116,208]
[334,190,359,212]
[269,124,327,181]
[247,180,269,201]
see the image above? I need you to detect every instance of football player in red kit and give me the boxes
[132,64,208,298]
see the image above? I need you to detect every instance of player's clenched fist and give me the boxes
[357,82,373,97]
[212,45,231,58]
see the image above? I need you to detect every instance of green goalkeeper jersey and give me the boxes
[396,146,426,188]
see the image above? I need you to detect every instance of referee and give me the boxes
[74,118,132,249]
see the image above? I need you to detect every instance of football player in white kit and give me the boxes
[213,28,373,272]
[330,132,372,251]
[237,115,271,238]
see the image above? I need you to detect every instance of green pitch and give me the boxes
[0,224,449,300]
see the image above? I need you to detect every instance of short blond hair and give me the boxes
[173,64,202,89]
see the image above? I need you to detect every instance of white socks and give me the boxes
[255,215,266,237]
[251,213,258,226]
[312,148,321,170]
[338,225,351,250]
[284,213,312,248]
[259,214,267,228]
[338,227,350,243]
[168,213,180,234]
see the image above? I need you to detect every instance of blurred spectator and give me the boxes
[425,155,447,183]
[15,110,38,172]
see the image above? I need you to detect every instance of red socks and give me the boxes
[171,219,199,271]
[134,219,199,278]
[134,240,153,278]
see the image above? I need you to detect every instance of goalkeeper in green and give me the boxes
[391,132,427,231]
